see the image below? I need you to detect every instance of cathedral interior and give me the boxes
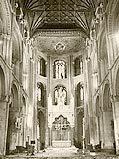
[0,0,119,158]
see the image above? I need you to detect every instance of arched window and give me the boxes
[37,83,45,107]
[37,57,46,77]
[74,56,83,76]
[53,60,66,79]
[76,83,84,107]
[54,85,67,105]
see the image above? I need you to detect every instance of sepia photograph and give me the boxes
[0,0,119,158]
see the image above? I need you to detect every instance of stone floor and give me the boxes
[5,147,119,159]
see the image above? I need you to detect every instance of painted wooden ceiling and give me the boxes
[20,0,99,37]
[19,0,108,54]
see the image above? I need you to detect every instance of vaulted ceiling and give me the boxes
[20,0,98,37]
[19,0,108,54]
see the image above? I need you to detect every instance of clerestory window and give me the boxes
[74,56,83,76]
[53,60,66,79]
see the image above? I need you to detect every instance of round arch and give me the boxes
[37,82,46,107]
[6,83,19,153]
[53,59,67,79]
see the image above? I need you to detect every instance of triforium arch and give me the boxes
[37,82,46,108]
[37,57,46,77]
[37,111,46,150]
[0,64,9,155]
[6,83,19,153]
[102,83,115,151]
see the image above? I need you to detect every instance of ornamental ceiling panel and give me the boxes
[34,33,86,54]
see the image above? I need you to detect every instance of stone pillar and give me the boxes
[102,111,114,149]
[49,126,52,147]
[113,96,119,154]
[89,115,100,147]
[0,99,9,156]
[45,126,49,148]
[71,127,74,146]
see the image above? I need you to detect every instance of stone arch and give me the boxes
[53,60,67,79]
[37,57,46,77]
[37,82,46,108]
[11,83,19,109]
[0,64,9,155]
[0,61,8,97]
[6,83,19,153]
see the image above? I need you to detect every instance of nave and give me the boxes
[0,0,119,158]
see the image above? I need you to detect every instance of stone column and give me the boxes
[49,126,52,147]
[71,126,74,146]
[0,98,9,156]
[113,96,119,154]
